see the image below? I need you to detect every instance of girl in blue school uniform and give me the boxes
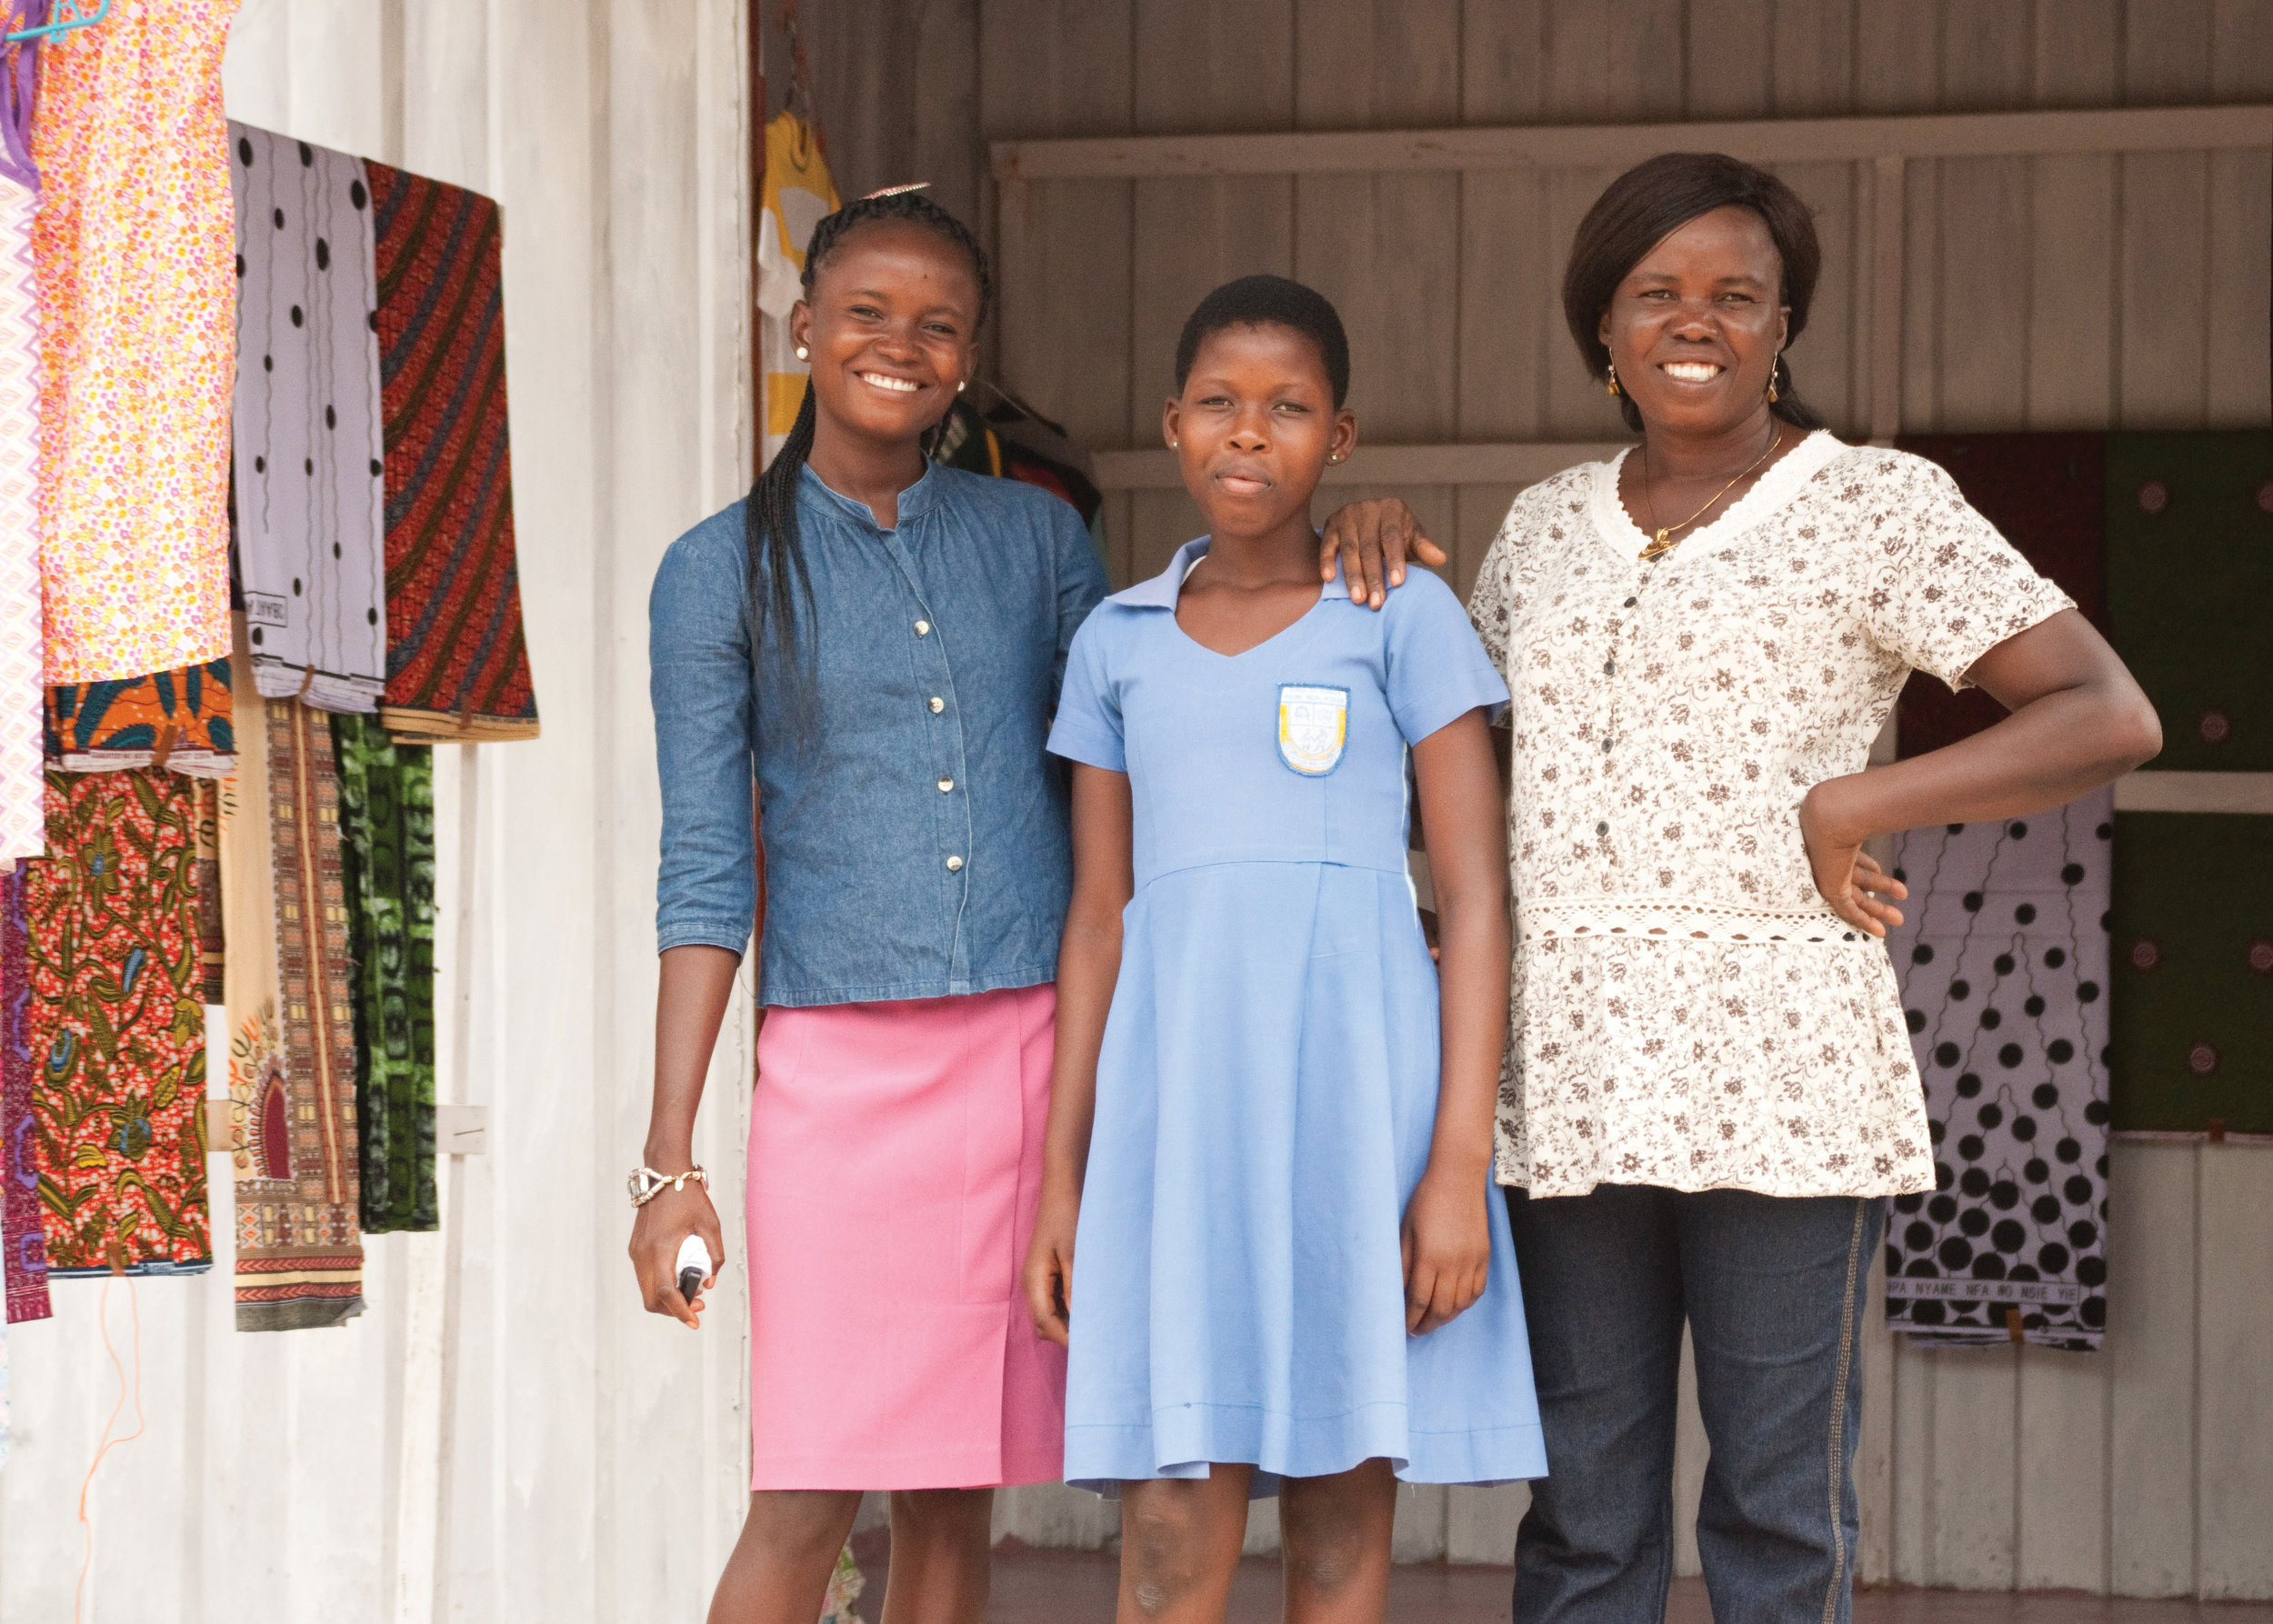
[1025,276,1547,1624]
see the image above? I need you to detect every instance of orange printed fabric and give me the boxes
[33,2,239,684]
[45,656,237,777]
[25,770,211,1276]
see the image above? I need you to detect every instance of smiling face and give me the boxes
[1597,204,1790,439]
[792,219,981,449]
[1165,322,1357,544]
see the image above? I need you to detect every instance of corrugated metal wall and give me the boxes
[0,5,2262,1620]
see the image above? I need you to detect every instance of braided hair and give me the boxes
[744,191,993,716]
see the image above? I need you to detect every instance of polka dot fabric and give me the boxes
[33,1,239,685]
[1886,789,2113,1350]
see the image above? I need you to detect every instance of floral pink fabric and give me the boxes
[33,1,238,684]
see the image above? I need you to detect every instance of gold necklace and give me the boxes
[1637,425,1783,562]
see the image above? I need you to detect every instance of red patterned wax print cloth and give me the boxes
[365,161,539,745]
[25,768,211,1275]
[4,867,52,1322]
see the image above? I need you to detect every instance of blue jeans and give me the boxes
[1504,1185,1887,1624]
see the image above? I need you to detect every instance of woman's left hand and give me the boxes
[1400,1167,1490,1335]
[1317,497,1449,610]
[1799,778,1909,937]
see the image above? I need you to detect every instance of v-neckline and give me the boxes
[1172,586,1328,661]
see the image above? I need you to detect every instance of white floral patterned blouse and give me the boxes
[1466,430,2073,1198]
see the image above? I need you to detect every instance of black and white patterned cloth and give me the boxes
[229,123,387,713]
[1885,788,2113,1350]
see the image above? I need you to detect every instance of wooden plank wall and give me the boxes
[805,0,2273,1599]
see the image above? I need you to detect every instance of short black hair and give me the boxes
[1562,153,1827,433]
[1174,275,1350,407]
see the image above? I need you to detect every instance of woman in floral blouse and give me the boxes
[1454,155,2161,1624]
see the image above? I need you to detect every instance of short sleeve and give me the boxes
[1384,569,1511,744]
[1049,497,1111,701]
[1465,511,1521,676]
[1046,610,1126,772]
[1857,453,2076,692]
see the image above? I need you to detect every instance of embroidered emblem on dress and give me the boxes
[1277,684,1348,777]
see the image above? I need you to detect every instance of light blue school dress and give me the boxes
[1045,539,1548,1495]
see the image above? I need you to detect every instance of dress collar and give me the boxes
[1109,536,1353,610]
[796,457,947,531]
[1589,427,1847,559]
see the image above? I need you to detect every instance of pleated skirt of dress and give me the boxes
[744,982,1066,1491]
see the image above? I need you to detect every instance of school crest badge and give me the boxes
[1277,684,1348,777]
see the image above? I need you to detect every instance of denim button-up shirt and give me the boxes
[650,462,1109,1007]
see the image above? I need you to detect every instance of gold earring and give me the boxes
[1767,355,1781,404]
[1605,358,1620,397]
[795,345,809,361]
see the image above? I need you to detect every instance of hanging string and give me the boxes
[73,1274,145,1624]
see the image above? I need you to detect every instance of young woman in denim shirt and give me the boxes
[630,193,1439,1624]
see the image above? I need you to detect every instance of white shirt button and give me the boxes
[945,855,964,872]
[928,697,945,714]
[938,777,955,793]
[915,620,931,637]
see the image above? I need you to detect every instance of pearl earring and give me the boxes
[795,345,809,361]
[956,380,966,394]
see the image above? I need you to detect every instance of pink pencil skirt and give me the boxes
[745,982,1066,1490]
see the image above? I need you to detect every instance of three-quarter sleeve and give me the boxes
[1384,569,1511,744]
[1857,453,2076,692]
[1050,499,1111,701]
[1046,612,1126,772]
[650,512,758,956]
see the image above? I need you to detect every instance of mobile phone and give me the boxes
[676,1233,712,1305]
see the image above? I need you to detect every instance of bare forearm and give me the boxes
[1040,914,1119,1192]
[646,944,741,1167]
[1809,676,2159,845]
[1428,886,1507,1178]
[1410,713,1510,1181]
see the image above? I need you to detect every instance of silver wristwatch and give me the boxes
[627,1165,706,1208]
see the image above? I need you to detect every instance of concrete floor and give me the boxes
[853,1545,2273,1622]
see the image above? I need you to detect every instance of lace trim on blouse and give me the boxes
[1515,896,1868,946]
[1587,427,1850,561]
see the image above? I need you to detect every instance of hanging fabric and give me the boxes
[191,776,223,1002]
[25,768,212,1277]
[362,160,539,744]
[1885,433,2114,1350]
[227,124,387,713]
[1887,792,2113,1349]
[44,656,235,777]
[2,867,48,1323]
[228,690,364,1328]
[0,7,42,867]
[32,0,237,686]
[756,110,836,467]
[215,623,287,1314]
[331,713,435,1234]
